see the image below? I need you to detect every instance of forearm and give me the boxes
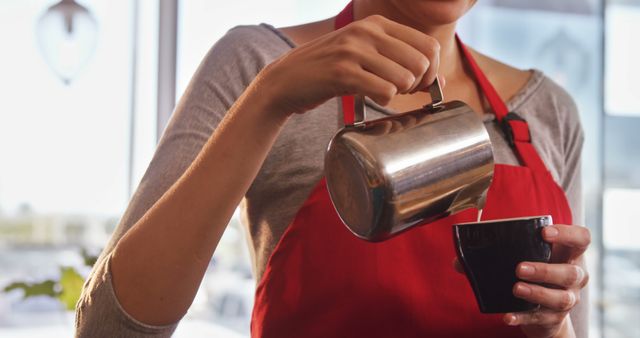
[110,79,289,326]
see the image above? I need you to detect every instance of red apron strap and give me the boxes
[334,1,548,173]
[335,1,353,30]
[335,2,356,125]
[455,36,509,120]
[341,95,355,125]
[456,37,548,172]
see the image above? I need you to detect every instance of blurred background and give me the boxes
[0,0,638,337]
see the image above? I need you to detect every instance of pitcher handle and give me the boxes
[350,77,445,127]
[427,76,444,109]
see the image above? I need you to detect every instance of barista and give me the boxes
[76,1,590,337]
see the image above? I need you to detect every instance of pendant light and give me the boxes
[36,0,98,85]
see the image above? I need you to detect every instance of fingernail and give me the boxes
[515,284,531,296]
[408,77,417,92]
[504,314,517,326]
[576,266,585,284]
[545,227,559,238]
[519,264,534,277]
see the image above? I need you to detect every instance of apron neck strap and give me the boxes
[334,1,548,172]
[335,2,356,125]
[455,37,508,121]
[454,36,547,172]
[335,1,354,31]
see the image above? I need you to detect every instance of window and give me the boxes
[605,2,640,117]
[602,2,640,337]
[0,0,158,336]
[0,0,135,335]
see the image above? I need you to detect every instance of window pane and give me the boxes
[0,0,132,336]
[0,1,132,217]
[604,189,640,250]
[603,112,640,332]
[604,2,640,337]
[603,188,640,337]
[604,115,640,188]
[605,2,640,116]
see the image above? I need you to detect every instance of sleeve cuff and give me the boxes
[75,252,179,337]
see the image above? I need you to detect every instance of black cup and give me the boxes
[453,215,552,313]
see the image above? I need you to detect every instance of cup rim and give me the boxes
[453,214,552,227]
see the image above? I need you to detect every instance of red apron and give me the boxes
[251,2,573,337]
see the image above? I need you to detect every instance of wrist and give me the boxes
[251,64,296,121]
[242,73,292,126]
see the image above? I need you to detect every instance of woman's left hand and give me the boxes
[505,224,591,338]
[453,224,591,338]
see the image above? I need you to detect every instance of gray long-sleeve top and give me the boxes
[75,24,587,338]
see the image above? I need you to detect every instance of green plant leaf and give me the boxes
[80,248,99,267]
[3,280,58,298]
[56,267,85,310]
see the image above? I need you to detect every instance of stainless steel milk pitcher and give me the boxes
[324,78,494,242]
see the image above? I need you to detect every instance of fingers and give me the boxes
[543,225,591,260]
[503,308,567,327]
[516,262,589,289]
[340,66,397,106]
[356,47,421,94]
[375,16,441,89]
[351,15,439,92]
[513,282,579,312]
[367,33,432,93]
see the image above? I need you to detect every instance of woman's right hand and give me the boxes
[256,15,441,118]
